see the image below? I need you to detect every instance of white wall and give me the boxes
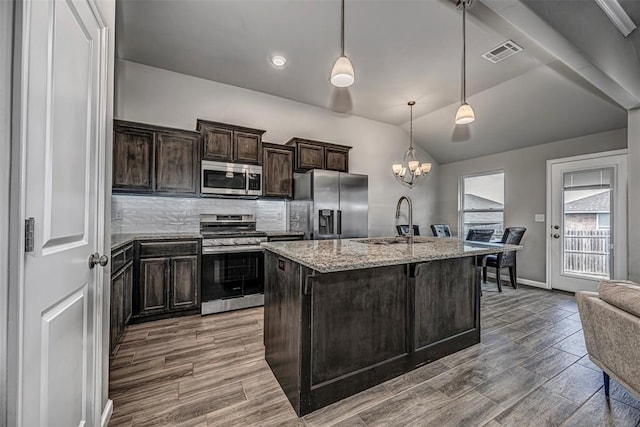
[628,109,640,282]
[115,59,439,236]
[437,128,627,284]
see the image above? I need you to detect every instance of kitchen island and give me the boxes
[262,237,522,416]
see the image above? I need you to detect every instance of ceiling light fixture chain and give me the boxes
[455,0,475,125]
[330,0,356,87]
[392,101,432,188]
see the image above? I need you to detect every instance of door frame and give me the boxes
[546,149,628,290]
[1,1,14,424]
[5,0,114,425]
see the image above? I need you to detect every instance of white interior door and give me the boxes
[16,0,109,425]
[548,152,627,292]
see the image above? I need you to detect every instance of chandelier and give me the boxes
[392,101,432,187]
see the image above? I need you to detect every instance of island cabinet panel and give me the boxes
[262,143,294,198]
[264,252,304,414]
[414,258,478,349]
[310,266,407,385]
[264,250,485,417]
[155,132,199,194]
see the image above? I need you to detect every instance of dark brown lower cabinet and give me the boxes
[264,252,480,416]
[110,243,134,355]
[139,257,171,314]
[170,256,199,309]
[134,239,200,321]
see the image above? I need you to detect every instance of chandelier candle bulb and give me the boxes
[408,161,420,171]
[422,163,432,173]
[392,164,403,174]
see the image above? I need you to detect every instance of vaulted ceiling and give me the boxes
[116,0,636,163]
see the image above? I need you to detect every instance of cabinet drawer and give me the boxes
[139,240,199,258]
[111,244,134,274]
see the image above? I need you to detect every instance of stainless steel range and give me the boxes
[200,214,267,315]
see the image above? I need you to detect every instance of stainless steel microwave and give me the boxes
[201,160,262,196]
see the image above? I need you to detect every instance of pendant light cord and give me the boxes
[341,0,345,56]
[462,1,466,104]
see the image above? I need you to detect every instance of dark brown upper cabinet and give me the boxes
[285,137,352,173]
[262,143,294,198]
[155,132,199,194]
[113,127,154,192]
[113,120,200,195]
[197,119,265,165]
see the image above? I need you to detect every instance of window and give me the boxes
[460,171,505,240]
[596,213,610,229]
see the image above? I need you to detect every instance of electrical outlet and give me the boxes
[534,214,545,223]
[114,209,123,220]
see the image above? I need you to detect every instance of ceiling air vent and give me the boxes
[482,40,523,64]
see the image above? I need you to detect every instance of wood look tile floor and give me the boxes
[109,285,640,427]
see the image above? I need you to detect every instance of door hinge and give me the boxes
[25,217,35,253]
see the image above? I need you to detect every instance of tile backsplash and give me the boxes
[111,195,287,234]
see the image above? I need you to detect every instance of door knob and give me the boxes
[553,234,560,239]
[88,253,109,269]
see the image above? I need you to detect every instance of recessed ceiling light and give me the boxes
[271,56,287,67]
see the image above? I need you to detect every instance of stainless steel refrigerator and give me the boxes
[289,170,368,240]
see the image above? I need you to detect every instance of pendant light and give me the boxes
[392,101,432,188]
[455,0,475,125]
[330,0,355,87]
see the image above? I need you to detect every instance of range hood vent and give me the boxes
[482,40,523,63]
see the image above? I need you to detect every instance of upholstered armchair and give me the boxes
[576,281,640,400]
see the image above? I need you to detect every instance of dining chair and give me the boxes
[396,225,420,236]
[465,229,494,242]
[481,227,526,292]
[430,224,452,237]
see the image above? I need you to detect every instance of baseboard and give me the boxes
[101,399,113,427]
[485,272,549,289]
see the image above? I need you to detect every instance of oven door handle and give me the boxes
[202,246,264,254]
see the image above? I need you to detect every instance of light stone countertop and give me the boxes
[261,237,522,273]
[111,233,202,251]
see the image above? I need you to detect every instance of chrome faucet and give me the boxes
[395,196,414,244]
